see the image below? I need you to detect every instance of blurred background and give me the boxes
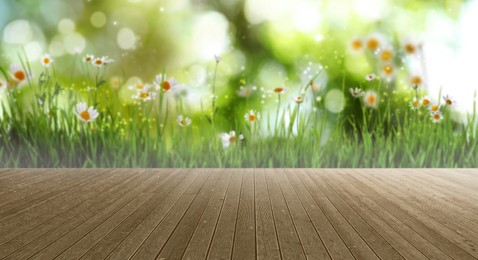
[1,0,477,125]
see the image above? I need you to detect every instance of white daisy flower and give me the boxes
[75,102,99,123]
[349,37,363,53]
[83,54,94,63]
[244,110,260,123]
[91,56,113,68]
[214,54,221,63]
[132,85,157,101]
[154,74,179,92]
[431,111,443,123]
[365,73,376,81]
[349,88,364,98]
[428,104,440,113]
[177,115,192,127]
[410,75,423,87]
[378,48,394,62]
[221,131,244,149]
[128,81,147,91]
[294,96,304,104]
[10,64,32,85]
[443,95,457,108]
[363,90,378,108]
[381,64,395,81]
[365,35,382,51]
[409,97,420,110]
[420,96,431,107]
[272,87,287,94]
[40,53,54,68]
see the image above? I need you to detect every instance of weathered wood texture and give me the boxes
[0,168,477,259]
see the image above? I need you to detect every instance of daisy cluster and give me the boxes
[409,94,456,123]
[349,34,423,86]
[349,74,379,109]
[82,54,114,68]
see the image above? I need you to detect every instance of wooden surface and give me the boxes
[0,169,477,259]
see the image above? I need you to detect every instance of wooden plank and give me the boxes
[5,169,163,260]
[323,169,429,259]
[0,171,141,258]
[103,170,203,260]
[373,170,478,229]
[206,169,243,260]
[420,169,478,191]
[0,169,109,215]
[181,169,232,260]
[335,170,453,260]
[276,169,331,259]
[0,169,108,220]
[0,169,64,195]
[283,169,354,259]
[344,169,476,260]
[155,169,223,260]
[78,169,196,260]
[296,170,380,260]
[54,169,187,259]
[0,169,78,208]
[33,192,154,260]
[253,168,281,260]
[356,170,478,257]
[231,168,256,260]
[0,169,114,234]
[307,169,404,260]
[127,169,214,260]
[0,169,49,184]
[265,168,306,260]
[403,169,478,213]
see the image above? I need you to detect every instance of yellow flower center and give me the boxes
[95,59,103,65]
[422,99,430,106]
[249,114,256,122]
[180,119,185,126]
[431,105,439,111]
[80,111,90,121]
[446,99,452,105]
[135,84,144,90]
[163,81,171,91]
[86,57,92,62]
[434,114,440,120]
[381,50,393,61]
[413,101,419,107]
[139,92,149,99]
[274,87,284,93]
[405,43,416,54]
[383,65,393,75]
[43,58,50,64]
[367,38,379,50]
[367,95,376,105]
[229,136,237,143]
[352,39,362,50]
[411,76,422,85]
[13,70,26,81]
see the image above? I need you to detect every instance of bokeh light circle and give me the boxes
[3,20,32,44]
[117,28,137,50]
[90,12,107,28]
[63,32,86,54]
[58,19,76,34]
[324,89,345,113]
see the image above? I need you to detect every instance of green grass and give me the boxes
[1,58,477,168]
